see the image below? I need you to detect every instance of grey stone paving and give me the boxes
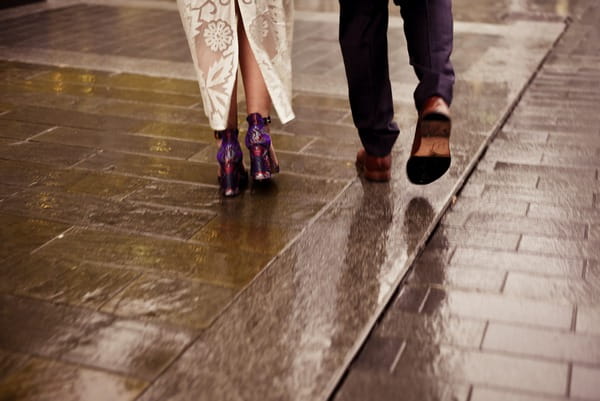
[334,1,600,400]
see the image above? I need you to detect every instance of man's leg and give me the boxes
[339,0,399,158]
[396,0,455,111]
[396,0,454,185]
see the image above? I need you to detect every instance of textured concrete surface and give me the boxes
[0,0,596,400]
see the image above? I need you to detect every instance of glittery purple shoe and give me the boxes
[245,113,280,181]
[216,129,247,197]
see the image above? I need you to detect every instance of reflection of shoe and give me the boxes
[215,129,248,197]
[356,148,392,182]
[406,96,452,185]
[245,113,280,181]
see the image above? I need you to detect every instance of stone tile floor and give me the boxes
[0,0,596,400]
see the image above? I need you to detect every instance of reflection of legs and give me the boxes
[237,10,279,181]
[339,0,399,158]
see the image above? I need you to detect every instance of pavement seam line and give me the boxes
[388,340,407,374]
[29,225,76,255]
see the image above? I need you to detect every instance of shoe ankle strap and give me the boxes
[214,128,239,140]
[246,113,271,126]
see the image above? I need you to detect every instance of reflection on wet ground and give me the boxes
[0,0,585,399]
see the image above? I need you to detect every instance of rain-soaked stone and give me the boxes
[334,369,470,401]
[479,184,595,208]
[291,105,350,125]
[570,365,600,400]
[301,138,365,161]
[0,105,145,132]
[428,226,520,251]
[483,322,600,364]
[292,93,351,111]
[451,247,584,277]
[276,151,355,180]
[0,255,78,295]
[32,67,117,88]
[0,357,147,401]
[0,119,53,140]
[503,271,600,305]
[391,344,568,396]
[0,349,29,380]
[493,161,597,181]
[105,73,198,95]
[133,121,214,142]
[407,262,506,293]
[282,119,357,144]
[0,213,69,262]
[95,101,207,125]
[78,150,217,185]
[464,212,587,239]
[0,294,114,357]
[36,227,271,288]
[124,181,222,210]
[536,174,600,194]
[0,159,56,187]
[193,214,299,256]
[0,184,18,201]
[6,78,200,107]
[519,235,600,259]
[350,336,406,371]
[206,185,327,224]
[378,311,486,349]
[422,287,573,329]
[1,188,214,239]
[62,319,192,381]
[0,140,95,167]
[36,126,207,159]
[0,62,42,82]
[40,169,148,198]
[101,274,236,330]
[469,387,564,401]
[528,203,600,223]
[9,256,140,309]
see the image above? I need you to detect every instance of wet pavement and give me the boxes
[0,0,598,400]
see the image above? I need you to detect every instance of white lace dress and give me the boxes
[177,0,295,130]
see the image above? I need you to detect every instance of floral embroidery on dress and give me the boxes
[203,20,234,52]
[250,15,269,39]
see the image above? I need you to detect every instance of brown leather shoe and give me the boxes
[406,96,452,185]
[356,148,392,182]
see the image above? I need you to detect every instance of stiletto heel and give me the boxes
[216,129,248,197]
[245,113,279,181]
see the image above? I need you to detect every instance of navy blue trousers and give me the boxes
[339,0,455,157]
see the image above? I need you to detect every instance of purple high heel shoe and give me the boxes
[216,129,248,197]
[245,113,280,181]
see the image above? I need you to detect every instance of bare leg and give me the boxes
[237,7,279,179]
[226,78,238,130]
[238,16,271,116]
[216,78,238,148]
